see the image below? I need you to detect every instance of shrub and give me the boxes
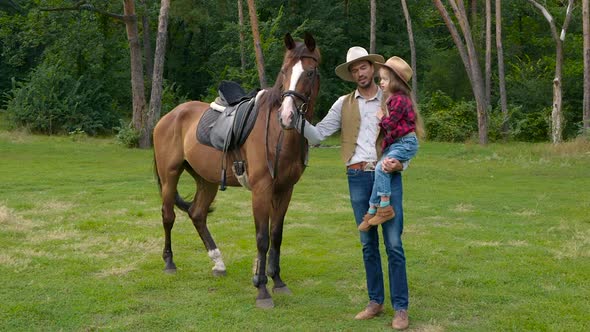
[510,107,550,142]
[160,80,189,116]
[421,91,478,142]
[114,119,140,148]
[3,63,117,135]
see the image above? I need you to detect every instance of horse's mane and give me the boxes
[262,41,321,111]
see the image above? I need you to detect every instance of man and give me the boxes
[300,47,410,330]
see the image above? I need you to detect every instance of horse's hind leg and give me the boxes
[268,187,294,295]
[188,177,226,277]
[160,168,182,273]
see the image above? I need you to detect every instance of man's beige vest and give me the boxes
[340,91,383,164]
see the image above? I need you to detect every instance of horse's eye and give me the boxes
[306,71,314,78]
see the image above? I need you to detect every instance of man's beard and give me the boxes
[358,77,372,89]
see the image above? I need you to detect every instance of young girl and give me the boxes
[359,56,424,231]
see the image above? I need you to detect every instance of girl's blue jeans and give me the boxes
[347,168,409,310]
[370,134,418,206]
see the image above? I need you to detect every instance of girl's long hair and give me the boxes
[381,67,425,139]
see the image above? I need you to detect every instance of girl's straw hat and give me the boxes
[375,56,413,90]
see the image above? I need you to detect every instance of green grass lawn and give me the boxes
[1,130,589,331]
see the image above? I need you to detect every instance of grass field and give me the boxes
[1,130,589,331]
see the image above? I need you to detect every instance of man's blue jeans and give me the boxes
[347,168,409,310]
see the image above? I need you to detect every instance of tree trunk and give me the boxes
[495,0,508,140]
[141,0,170,148]
[584,0,590,134]
[471,0,477,25]
[401,0,418,101]
[246,0,267,88]
[485,0,491,106]
[344,0,349,17]
[527,0,575,143]
[370,0,376,54]
[139,0,153,89]
[238,0,246,72]
[123,0,148,140]
[434,0,488,144]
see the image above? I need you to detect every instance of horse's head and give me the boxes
[277,32,321,130]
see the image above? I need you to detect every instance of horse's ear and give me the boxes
[304,32,316,52]
[284,33,296,50]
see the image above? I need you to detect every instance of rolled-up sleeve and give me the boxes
[299,96,345,145]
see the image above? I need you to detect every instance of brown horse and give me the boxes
[152,33,320,308]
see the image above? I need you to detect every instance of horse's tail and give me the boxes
[153,156,192,213]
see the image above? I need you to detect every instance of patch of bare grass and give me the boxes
[551,229,590,259]
[411,324,446,332]
[453,203,474,213]
[507,240,529,247]
[28,227,81,243]
[469,241,501,247]
[0,204,36,232]
[0,129,33,143]
[514,209,538,217]
[95,266,137,278]
[535,137,590,157]
[39,200,75,211]
[0,252,32,270]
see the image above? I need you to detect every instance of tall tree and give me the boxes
[123,0,148,140]
[433,0,489,144]
[142,0,170,148]
[139,0,153,91]
[527,0,575,143]
[584,0,590,135]
[495,0,508,140]
[401,0,418,99]
[246,0,267,88]
[238,0,246,72]
[485,0,491,106]
[370,0,376,53]
[470,0,477,24]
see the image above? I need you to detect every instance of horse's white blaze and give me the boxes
[280,60,304,126]
[208,249,226,271]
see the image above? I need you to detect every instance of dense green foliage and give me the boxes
[0,0,586,141]
[1,131,589,330]
[4,62,116,135]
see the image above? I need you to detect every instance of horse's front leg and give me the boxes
[267,187,294,295]
[252,191,273,309]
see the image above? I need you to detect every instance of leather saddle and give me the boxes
[197,81,260,152]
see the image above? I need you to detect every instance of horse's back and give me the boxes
[154,101,208,138]
[153,101,210,169]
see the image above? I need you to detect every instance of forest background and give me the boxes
[0,0,588,145]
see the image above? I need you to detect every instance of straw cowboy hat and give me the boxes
[335,46,384,82]
[374,56,413,90]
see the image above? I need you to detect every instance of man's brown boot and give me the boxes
[368,205,395,226]
[357,213,375,232]
[392,309,409,330]
[354,301,384,320]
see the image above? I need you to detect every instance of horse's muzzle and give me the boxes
[278,106,296,130]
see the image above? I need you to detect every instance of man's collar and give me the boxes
[355,86,382,101]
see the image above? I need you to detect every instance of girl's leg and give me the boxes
[359,162,387,232]
[368,163,395,226]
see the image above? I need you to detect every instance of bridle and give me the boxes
[266,56,319,179]
[280,56,319,120]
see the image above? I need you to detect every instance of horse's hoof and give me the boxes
[272,286,292,295]
[212,269,226,277]
[256,298,274,309]
[163,268,177,274]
